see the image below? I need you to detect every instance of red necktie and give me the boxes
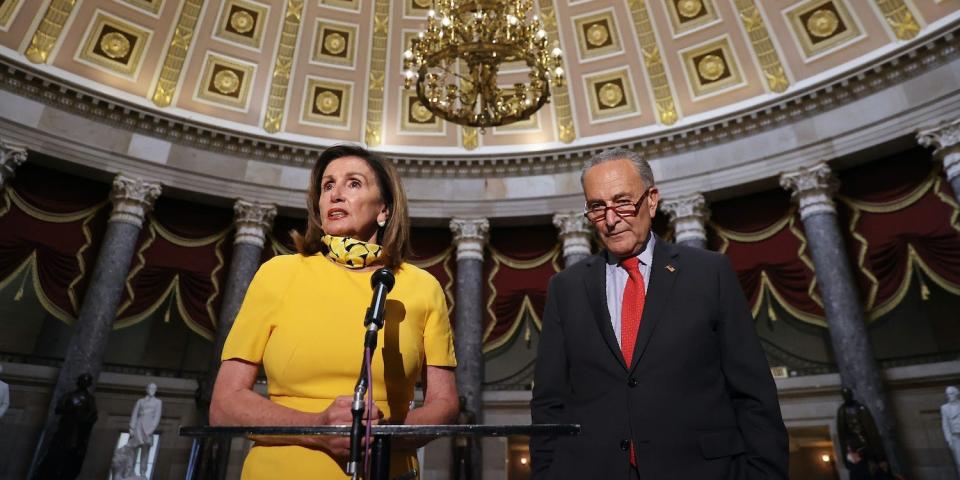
[620,256,645,366]
[620,256,646,468]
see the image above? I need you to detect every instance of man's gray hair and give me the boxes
[580,147,655,190]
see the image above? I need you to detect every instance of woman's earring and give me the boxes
[378,219,387,227]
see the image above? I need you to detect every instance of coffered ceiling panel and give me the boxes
[2,0,957,155]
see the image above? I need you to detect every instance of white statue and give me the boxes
[128,382,162,476]
[0,364,9,419]
[943,386,960,477]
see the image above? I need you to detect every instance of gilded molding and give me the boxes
[363,0,389,147]
[872,0,920,40]
[25,0,77,64]
[733,0,789,94]
[462,127,478,151]
[152,0,204,107]
[627,0,679,125]
[536,0,576,143]
[263,0,304,133]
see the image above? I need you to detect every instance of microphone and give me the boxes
[365,268,395,329]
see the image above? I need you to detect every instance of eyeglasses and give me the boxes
[583,188,652,223]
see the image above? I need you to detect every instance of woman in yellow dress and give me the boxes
[210,144,459,479]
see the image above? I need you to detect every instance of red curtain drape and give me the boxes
[708,189,825,325]
[837,152,960,320]
[114,198,232,340]
[410,227,455,323]
[0,164,109,322]
[483,225,560,352]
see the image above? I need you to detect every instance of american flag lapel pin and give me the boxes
[665,264,676,273]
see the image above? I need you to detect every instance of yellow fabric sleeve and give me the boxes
[422,273,457,368]
[221,255,295,364]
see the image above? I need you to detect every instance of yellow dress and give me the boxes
[221,254,457,479]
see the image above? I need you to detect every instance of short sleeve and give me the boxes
[422,275,457,367]
[221,255,294,364]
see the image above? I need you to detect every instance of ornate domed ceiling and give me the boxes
[2,0,957,157]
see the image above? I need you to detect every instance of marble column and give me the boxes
[660,193,710,249]
[203,199,277,403]
[780,163,907,475]
[917,118,960,203]
[194,200,276,480]
[449,217,489,480]
[552,212,593,267]
[31,174,161,474]
[0,139,27,190]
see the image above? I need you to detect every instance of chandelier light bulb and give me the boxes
[552,47,562,57]
[404,50,413,59]
[536,29,546,39]
[427,9,435,17]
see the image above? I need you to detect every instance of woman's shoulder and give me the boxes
[398,262,442,288]
[257,253,308,275]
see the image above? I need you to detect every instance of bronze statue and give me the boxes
[451,395,476,480]
[34,373,99,480]
[837,387,885,476]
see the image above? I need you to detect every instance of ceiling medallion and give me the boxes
[402,0,565,133]
[807,8,839,38]
[586,23,609,47]
[324,32,347,55]
[677,0,703,19]
[230,10,255,34]
[410,100,434,122]
[697,54,726,81]
[598,82,623,108]
[100,32,131,59]
[315,91,340,114]
[214,69,241,95]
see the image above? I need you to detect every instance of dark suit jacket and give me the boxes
[530,239,788,479]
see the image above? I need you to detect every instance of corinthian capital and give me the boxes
[917,118,960,181]
[233,200,277,248]
[779,163,839,220]
[660,193,710,244]
[110,175,162,227]
[0,139,27,191]
[552,212,592,259]
[449,218,489,262]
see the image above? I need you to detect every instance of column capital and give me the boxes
[552,212,592,259]
[0,139,28,190]
[917,118,960,181]
[110,175,162,227]
[233,199,277,248]
[779,163,839,220]
[660,193,710,245]
[449,218,489,262]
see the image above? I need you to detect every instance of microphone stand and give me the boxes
[347,268,394,480]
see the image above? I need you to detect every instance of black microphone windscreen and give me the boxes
[371,267,395,292]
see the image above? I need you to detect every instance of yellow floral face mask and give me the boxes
[321,234,384,269]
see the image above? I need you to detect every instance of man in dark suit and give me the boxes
[531,148,788,479]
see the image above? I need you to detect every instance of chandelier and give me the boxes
[402,0,565,132]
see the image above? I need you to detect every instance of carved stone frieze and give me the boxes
[917,118,960,182]
[233,199,277,247]
[552,212,592,259]
[0,138,27,190]
[110,175,162,227]
[660,193,710,245]
[779,163,839,220]
[450,218,489,262]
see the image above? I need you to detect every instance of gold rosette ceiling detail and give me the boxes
[403,0,565,133]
